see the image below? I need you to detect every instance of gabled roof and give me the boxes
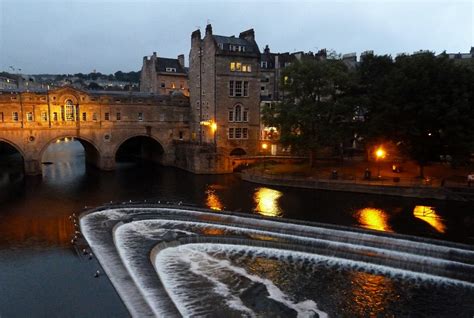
[212,35,259,55]
[213,35,251,47]
[155,57,187,74]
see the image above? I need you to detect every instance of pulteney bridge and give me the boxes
[0,87,191,176]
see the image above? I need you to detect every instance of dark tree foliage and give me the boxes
[262,58,355,166]
[263,52,474,176]
[363,53,474,176]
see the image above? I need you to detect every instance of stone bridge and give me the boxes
[0,87,191,175]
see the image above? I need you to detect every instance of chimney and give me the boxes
[178,54,185,68]
[264,45,270,54]
[239,29,255,42]
[205,24,213,36]
[192,29,201,40]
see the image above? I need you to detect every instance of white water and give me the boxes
[154,244,327,318]
[81,207,474,317]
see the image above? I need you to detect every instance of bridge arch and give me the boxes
[0,138,26,160]
[39,135,102,169]
[114,134,166,164]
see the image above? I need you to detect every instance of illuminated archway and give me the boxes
[39,136,101,169]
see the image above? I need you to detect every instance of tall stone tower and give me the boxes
[189,24,261,156]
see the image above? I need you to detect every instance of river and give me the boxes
[0,140,472,316]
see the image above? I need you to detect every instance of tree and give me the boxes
[365,53,474,177]
[262,58,355,167]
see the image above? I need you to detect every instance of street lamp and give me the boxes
[261,142,268,172]
[375,146,386,178]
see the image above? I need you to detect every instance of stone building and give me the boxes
[140,52,189,96]
[189,24,261,156]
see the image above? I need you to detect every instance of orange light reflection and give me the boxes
[254,187,283,217]
[356,207,392,232]
[413,205,446,233]
[205,186,223,211]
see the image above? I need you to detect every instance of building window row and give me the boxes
[230,62,252,72]
[228,127,248,139]
[229,45,246,52]
[229,80,249,97]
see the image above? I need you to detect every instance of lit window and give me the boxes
[116,112,121,120]
[41,112,48,121]
[242,64,251,72]
[65,100,75,121]
[26,112,33,122]
[230,62,236,71]
[104,112,110,121]
[236,63,242,71]
[171,82,176,89]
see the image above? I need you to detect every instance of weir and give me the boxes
[80,205,474,317]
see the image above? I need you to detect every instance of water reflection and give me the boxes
[356,208,392,232]
[253,187,283,217]
[205,185,224,211]
[348,271,394,317]
[0,213,73,248]
[413,206,446,233]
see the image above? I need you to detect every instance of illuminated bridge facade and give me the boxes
[0,87,191,175]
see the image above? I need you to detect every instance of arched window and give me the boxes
[235,105,242,122]
[228,104,248,122]
[64,99,75,121]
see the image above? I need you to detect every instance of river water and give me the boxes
[0,140,473,316]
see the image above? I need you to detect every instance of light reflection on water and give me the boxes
[356,208,392,232]
[348,271,394,317]
[253,187,283,217]
[205,185,224,211]
[413,205,446,233]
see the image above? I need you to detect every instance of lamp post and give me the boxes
[375,147,386,178]
[261,142,268,172]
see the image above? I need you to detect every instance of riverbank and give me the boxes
[241,169,474,201]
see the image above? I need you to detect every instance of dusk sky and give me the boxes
[0,0,472,74]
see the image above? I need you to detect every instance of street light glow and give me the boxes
[375,147,385,159]
[261,143,268,150]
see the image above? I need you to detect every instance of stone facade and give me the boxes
[140,52,189,96]
[189,24,261,157]
[0,86,190,175]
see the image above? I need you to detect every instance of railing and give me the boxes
[249,168,455,188]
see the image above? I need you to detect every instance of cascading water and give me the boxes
[80,205,474,317]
